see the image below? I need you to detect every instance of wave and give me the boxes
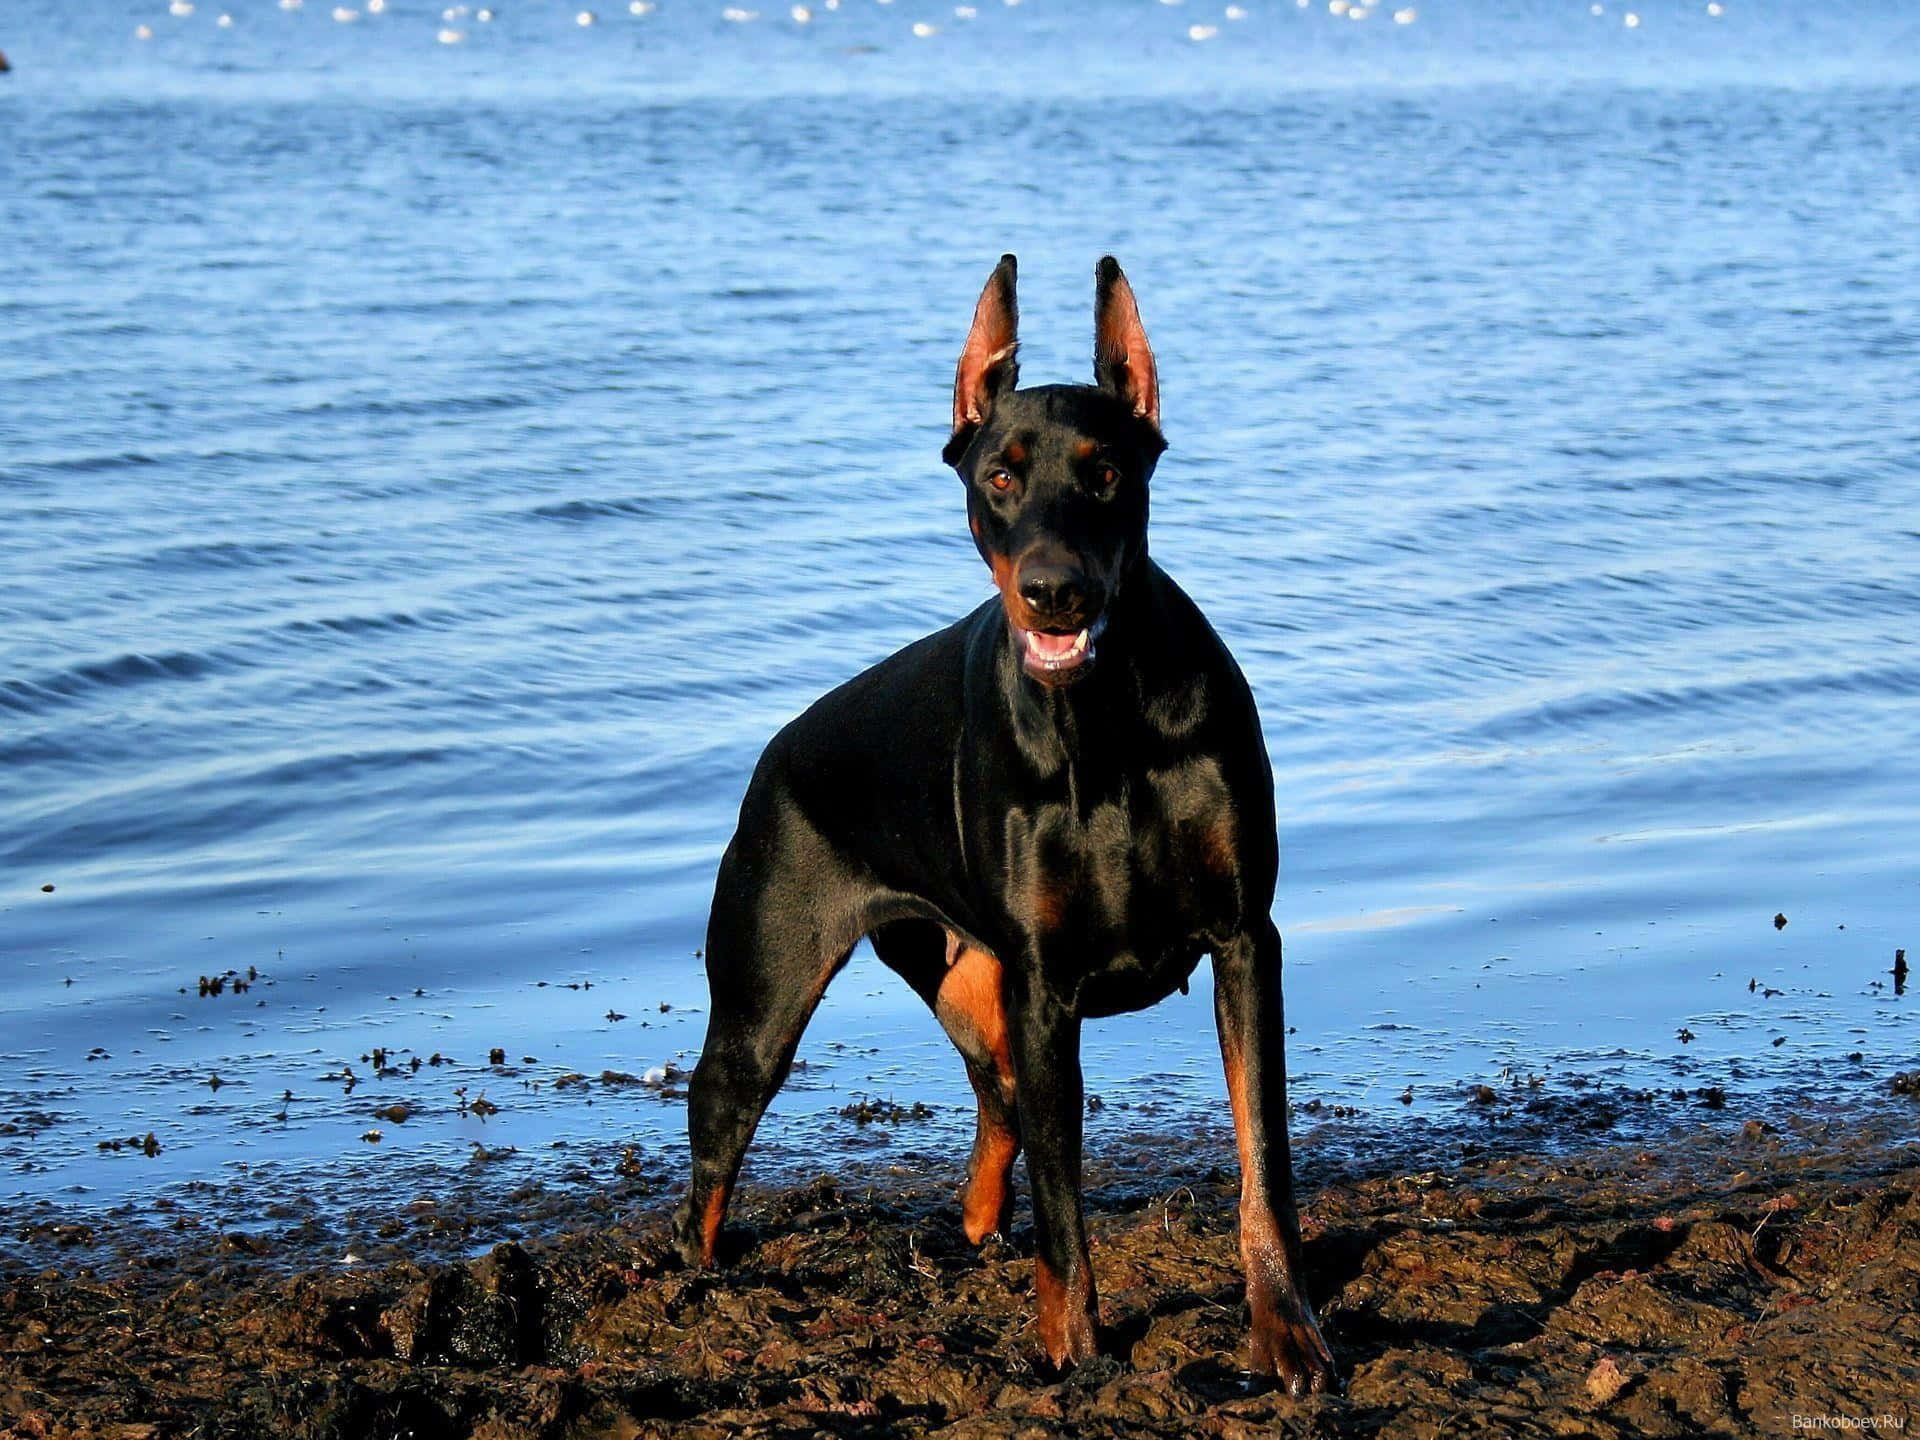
[522,496,672,524]
[140,539,307,573]
[0,607,473,718]
[0,649,226,718]
[10,451,158,477]
[1470,662,1920,743]
[288,392,534,420]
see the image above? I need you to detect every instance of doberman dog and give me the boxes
[673,255,1338,1394]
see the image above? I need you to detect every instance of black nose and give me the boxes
[1018,565,1087,623]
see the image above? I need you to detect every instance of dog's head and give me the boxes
[943,255,1168,685]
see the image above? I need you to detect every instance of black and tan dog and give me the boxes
[674,255,1337,1393]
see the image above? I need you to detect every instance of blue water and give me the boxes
[2,0,1917,1222]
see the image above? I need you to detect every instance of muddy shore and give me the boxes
[5,1093,1919,1439]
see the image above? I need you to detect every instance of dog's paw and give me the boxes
[1250,1296,1339,1397]
[669,1193,718,1269]
[960,1182,1014,1246]
[1033,1256,1100,1369]
[1036,1309,1101,1371]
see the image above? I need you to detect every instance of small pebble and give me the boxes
[1585,1354,1630,1404]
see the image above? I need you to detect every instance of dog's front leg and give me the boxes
[1005,974,1099,1368]
[1213,921,1339,1395]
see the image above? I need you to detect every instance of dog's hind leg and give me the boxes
[870,921,1022,1245]
[939,941,1021,1243]
[675,815,862,1268]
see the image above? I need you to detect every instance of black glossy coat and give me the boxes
[674,256,1338,1394]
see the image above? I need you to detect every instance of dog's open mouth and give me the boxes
[1017,615,1107,678]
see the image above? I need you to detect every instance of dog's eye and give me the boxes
[1093,463,1122,493]
[987,469,1014,492]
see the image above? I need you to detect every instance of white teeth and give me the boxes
[1018,615,1107,672]
[1024,628,1091,668]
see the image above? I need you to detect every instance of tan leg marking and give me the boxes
[697,1185,728,1266]
[1034,1252,1099,1367]
[937,941,1019,1243]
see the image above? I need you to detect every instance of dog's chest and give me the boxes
[992,754,1243,1001]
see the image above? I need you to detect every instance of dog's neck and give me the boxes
[996,553,1167,778]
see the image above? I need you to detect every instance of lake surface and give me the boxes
[2,0,1917,1226]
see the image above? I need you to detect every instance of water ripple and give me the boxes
[1,4,1915,1212]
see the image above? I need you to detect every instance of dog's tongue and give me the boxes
[1021,625,1095,674]
[1026,630,1081,660]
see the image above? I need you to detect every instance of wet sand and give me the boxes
[5,1093,1918,1439]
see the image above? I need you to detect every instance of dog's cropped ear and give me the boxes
[945,254,1020,466]
[1093,256,1160,433]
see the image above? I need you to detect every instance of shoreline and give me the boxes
[5,1065,1914,1274]
[5,1088,1918,1438]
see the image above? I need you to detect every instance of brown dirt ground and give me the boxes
[5,1107,1919,1440]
